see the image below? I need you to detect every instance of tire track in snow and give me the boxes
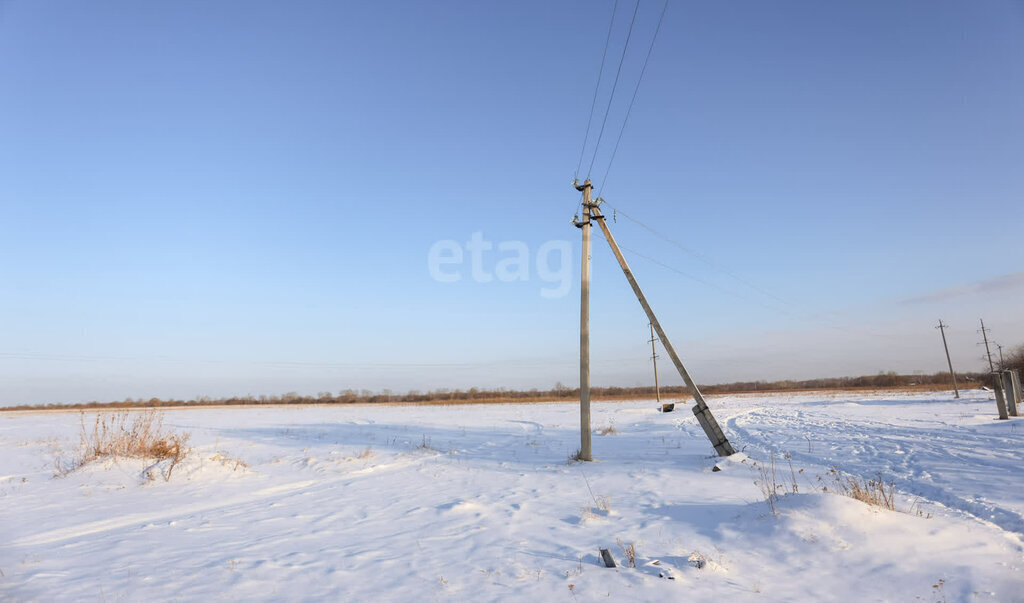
[726,405,1024,541]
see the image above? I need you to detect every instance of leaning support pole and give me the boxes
[590,205,735,456]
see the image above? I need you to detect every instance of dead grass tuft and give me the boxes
[821,468,896,511]
[616,538,637,568]
[210,452,248,472]
[56,410,190,480]
[754,454,899,514]
[752,452,799,515]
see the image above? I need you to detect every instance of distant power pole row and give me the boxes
[936,318,1013,401]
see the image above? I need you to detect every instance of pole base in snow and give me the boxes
[692,403,736,457]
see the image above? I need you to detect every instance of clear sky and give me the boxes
[1,0,1022,406]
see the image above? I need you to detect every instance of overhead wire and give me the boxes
[596,0,669,200]
[586,0,641,179]
[562,3,904,345]
[605,202,797,309]
[574,0,619,181]
[567,1,800,320]
[600,211,906,341]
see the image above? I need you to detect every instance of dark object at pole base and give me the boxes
[599,548,616,568]
[660,403,674,413]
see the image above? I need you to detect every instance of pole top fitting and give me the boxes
[573,178,592,192]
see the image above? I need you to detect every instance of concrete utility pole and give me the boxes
[979,319,995,373]
[573,179,594,462]
[1002,370,1020,417]
[1011,370,1023,417]
[994,378,1010,420]
[590,203,735,456]
[649,322,661,405]
[936,320,960,399]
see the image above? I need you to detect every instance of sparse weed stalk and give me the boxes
[785,453,800,493]
[56,410,191,481]
[578,468,611,522]
[908,497,932,519]
[579,495,612,523]
[416,435,438,451]
[753,452,783,514]
[752,452,805,514]
[596,422,617,435]
[210,452,248,471]
[616,538,636,568]
[687,551,708,569]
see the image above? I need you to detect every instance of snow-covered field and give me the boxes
[1,389,1022,601]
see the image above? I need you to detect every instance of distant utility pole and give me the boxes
[978,318,995,373]
[649,322,661,404]
[996,343,1005,368]
[573,178,594,462]
[936,319,960,399]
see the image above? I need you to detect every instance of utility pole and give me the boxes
[649,322,661,405]
[979,319,995,373]
[996,343,1004,369]
[590,203,735,456]
[936,319,960,399]
[573,179,593,461]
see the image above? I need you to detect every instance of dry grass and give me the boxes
[752,452,801,515]
[580,495,612,523]
[578,467,611,522]
[415,435,439,452]
[210,452,248,472]
[56,410,190,481]
[2,379,982,414]
[568,449,588,463]
[616,538,637,568]
[754,454,898,514]
[821,468,896,511]
[596,423,617,435]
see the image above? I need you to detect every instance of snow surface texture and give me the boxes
[1,390,1022,601]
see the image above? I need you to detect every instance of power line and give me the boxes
[574,0,619,180]
[614,242,767,307]
[604,227,904,342]
[605,203,796,309]
[586,0,641,178]
[597,0,669,198]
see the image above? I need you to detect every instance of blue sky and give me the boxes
[1,1,1022,405]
